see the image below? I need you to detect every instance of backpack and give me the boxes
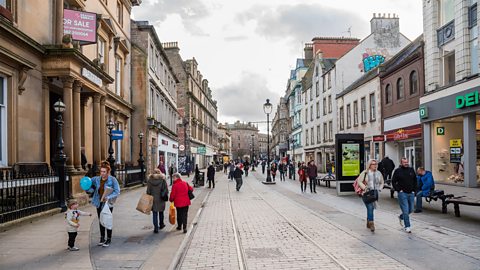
[353,172,367,195]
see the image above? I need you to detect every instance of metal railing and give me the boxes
[116,165,143,187]
[0,167,63,224]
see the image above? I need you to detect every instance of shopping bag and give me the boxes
[136,193,154,215]
[169,202,176,225]
[100,203,113,230]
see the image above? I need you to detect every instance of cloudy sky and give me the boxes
[132,0,422,132]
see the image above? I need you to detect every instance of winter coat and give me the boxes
[207,165,215,180]
[307,164,318,178]
[392,166,417,193]
[381,157,395,174]
[233,168,243,179]
[169,178,193,208]
[229,164,235,172]
[298,167,307,182]
[271,164,277,175]
[146,173,169,212]
[356,169,384,195]
[65,209,90,232]
[278,163,286,173]
[417,171,435,196]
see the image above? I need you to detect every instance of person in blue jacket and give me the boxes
[415,167,435,213]
[88,161,120,247]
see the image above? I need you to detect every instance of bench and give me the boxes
[445,196,480,217]
[425,190,454,213]
[317,174,335,188]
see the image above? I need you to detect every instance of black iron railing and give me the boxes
[116,165,143,187]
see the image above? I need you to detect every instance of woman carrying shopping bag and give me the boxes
[169,173,193,233]
[88,161,120,247]
[355,159,384,232]
[147,169,169,233]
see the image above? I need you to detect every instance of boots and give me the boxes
[367,221,375,232]
[366,221,370,229]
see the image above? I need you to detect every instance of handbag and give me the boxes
[362,189,378,204]
[353,172,367,195]
[136,193,154,215]
[188,189,195,200]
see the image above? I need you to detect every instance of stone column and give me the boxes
[100,97,107,161]
[73,80,82,170]
[55,0,64,44]
[62,77,75,171]
[463,113,477,188]
[93,94,102,167]
[42,78,50,164]
[423,122,432,172]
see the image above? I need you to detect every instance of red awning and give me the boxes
[384,124,422,141]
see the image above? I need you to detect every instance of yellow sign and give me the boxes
[450,139,462,147]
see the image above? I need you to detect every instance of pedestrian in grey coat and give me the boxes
[147,169,169,233]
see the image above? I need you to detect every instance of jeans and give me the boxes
[398,191,415,228]
[245,169,249,176]
[280,171,286,181]
[68,232,77,248]
[229,171,234,180]
[363,199,374,221]
[262,166,265,174]
[96,203,113,240]
[415,191,424,210]
[176,206,189,230]
[235,178,243,191]
[152,211,165,231]
[309,177,317,192]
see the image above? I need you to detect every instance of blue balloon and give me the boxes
[80,176,92,191]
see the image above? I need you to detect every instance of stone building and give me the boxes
[163,43,218,170]
[217,123,232,163]
[228,121,259,161]
[0,0,140,201]
[257,133,270,160]
[131,21,179,177]
[271,96,289,160]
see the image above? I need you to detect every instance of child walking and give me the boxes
[66,200,92,251]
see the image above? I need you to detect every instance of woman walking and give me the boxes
[89,161,120,247]
[170,173,193,233]
[147,169,169,233]
[356,159,384,232]
[271,162,278,181]
[298,162,307,193]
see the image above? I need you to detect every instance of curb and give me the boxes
[0,208,62,232]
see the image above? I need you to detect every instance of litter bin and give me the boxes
[195,172,205,187]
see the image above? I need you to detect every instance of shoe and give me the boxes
[414,209,422,213]
[97,238,105,246]
[405,227,412,233]
[102,239,111,247]
[366,221,370,229]
[314,191,317,193]
[68,246,79,251]
[154,229,159,234]
[398,216,403,227]
[183,228,187,233]
[176,227,181,230]
[370,221,375,232]
[159,224,166,230]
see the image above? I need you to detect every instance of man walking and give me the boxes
[228,162,235,181]
[392,157,417,233]
[307,160,318,193]
[381,156,395,180]
[279,161,286,181]
[261,160,266,174]
[233,163,244,191]
[207,162,215,188]
[244,160,250,177]
[415,167,435,213]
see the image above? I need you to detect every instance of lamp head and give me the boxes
[138,132,144,139]
[263,99,272,114]
[107,120,115,130]
[53,99,66,113]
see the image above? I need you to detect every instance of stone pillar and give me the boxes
[423,122,432,172]
[42,78,50,165]
[100,97,107,161]
[93,94,102,167]
[55,0,64,44]
[463,113,477,188]
[62,77,75,171]
[73,80,82,170]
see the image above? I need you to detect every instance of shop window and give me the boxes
[443,51,456,85]
[0,77,6,166]
[353,100,358,126]
[369,93,376,121]
[409,71,418,95]
[346,104,351,128]
[396,78,404,100]
[339,106,344,130]
[361,97,367,124]
[385,84,392,104]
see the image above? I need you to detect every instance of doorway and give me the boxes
[405,146,415,169]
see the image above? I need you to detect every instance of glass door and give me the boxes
[405,146,415,169]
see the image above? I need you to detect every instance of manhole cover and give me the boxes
[125,236,144,243]
[244,248,284,258]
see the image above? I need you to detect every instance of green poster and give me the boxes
[342,143,360,177]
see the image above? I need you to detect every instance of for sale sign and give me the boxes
[63,9,97,44]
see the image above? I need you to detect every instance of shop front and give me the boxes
[157,134,178,180]
[420,84,480,188]
[384,125,423,169]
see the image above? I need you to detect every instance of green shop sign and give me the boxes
[456,90,480,109]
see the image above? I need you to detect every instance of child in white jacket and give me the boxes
[66,200,92,251]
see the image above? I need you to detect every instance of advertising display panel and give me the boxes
[335,133,365,195]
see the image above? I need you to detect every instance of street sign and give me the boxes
[111,130,123,140]
[179,145,185,151]
[436,127,445,136]
[197,146,206,155]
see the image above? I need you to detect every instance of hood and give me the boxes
[148,173,165,186]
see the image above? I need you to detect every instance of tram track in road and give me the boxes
[226,181,248,270]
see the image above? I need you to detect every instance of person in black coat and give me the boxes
[381,156,395,180]
[392,157,417,233]
[233,164,244,191]
[207,162,215,188]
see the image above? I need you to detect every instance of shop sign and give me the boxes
[436,127,445,136]
[372,135,385,142]
[419,106,428,119]
[197,146,206,155]
[450,139,462,147]
[455,90,480,109]
[111,130,123,140]
[81,68,102,87]
[63,9,97,44]
[385,125,422,141]
[450,139,462,163]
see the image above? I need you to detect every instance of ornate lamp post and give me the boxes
[107,119,116,176]
[263,99,274,184]
[289,137,297,180]
[54,99,67,212]
[138,132,145,185]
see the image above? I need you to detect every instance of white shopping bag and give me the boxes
[100,203,113,230]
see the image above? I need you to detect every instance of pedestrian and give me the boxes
[356,159,384,232]
[65,200,92,251]
[146,169,169,233]
[223,162,228,174]
[392,157,417,233]
[88,161,120,247]
[229,162,235,181]
[279,161,286,181]
[298,162,307,192]
[307,160,318,193]
[381,156,395,180]
[288,162,293,179]
[169,173,193,233]
[169,163,175,186]
[81,147,88,170]
[261,160,266,174]
[194,164,200,187]
[244,160,250,177]
[158,161,166,174]
[326,160,333,177]
[271,162,277,181]
[415,167,435,213]
[207,162,215,188]
[233,163,244,191]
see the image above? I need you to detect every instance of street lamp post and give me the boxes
[263,99,275,184]
[107,120,116,177]
[251,134,255,171]
[54,99,67,212]
[291,137,296,181]
[138,132,145,185]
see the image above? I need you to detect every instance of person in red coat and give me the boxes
[298,162,307,193]
[169,173,193,233]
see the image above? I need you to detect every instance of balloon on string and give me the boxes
[80,176,92,191]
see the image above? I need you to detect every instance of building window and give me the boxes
[305,129,309,146]
[317,125,321,143]
[310,105,313,121]
[97,37,106,64]
[315,65,319,77]
[323,98,327,115]
[353,100,358,126]
[305,108,308,123]
[328,121,333,141]
[115,56,122,96]
[471,4,479,75]
[316,101,320,118]
[396,77,404,100]
[440,0,455,26]
[328,95,332,113]
[116,1,123,26]
[443,51,455,85]
[316,81,319,96]
[361,97,367,124]
[305,90,308,105]
[369,93,376,121]
[346,104,351,128]
[385,84,392,104]
[323,122,327,142]
[409,70,418,95]
[469,2,477,28]
[0,77,6,166]
[0,0,14,21]
[339,106,344,130]
[310,87,313,101]
[149,88,154,117]
[322,77,326,92]
[327,73,331,89]
[311,127,314,145]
